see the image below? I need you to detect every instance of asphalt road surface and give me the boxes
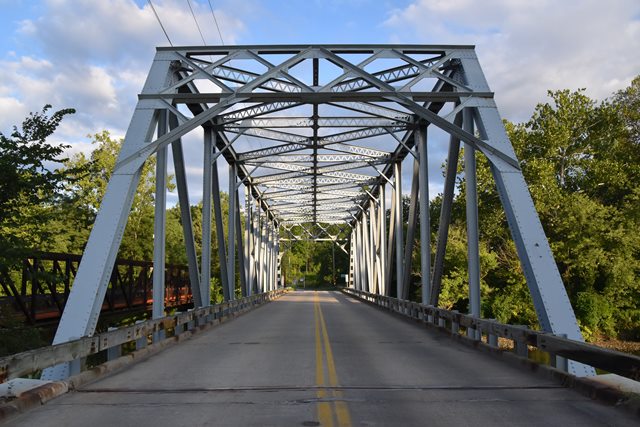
[5,291,637,426]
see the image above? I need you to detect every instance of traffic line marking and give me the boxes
[314,292,352,427]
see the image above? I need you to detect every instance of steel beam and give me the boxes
[417,125,431,305]
[464,108,481,338]
[379,184,387,296]
[236,190,247,297]
[212,145,230,301]
[394,162,403,299]
[431,114,462,305]
[170,120,202,309]
[228,163,237,300]
[459,53,594,376]
[152,111,167,319]
[201,127,214,307]
[402,158,420,300]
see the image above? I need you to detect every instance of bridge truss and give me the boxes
[44,45,594,378]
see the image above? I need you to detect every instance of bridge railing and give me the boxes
[0,288,287,383]
[343,288,640,382]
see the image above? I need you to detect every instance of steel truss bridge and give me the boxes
[1,45,638,425]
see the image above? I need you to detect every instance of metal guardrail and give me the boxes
[0,288,287,383]
[343,288,640,381]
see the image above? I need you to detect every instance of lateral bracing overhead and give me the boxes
[43,45,595,379]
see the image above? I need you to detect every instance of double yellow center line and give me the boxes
[314,292,352,427]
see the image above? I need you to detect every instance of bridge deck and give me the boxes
[6,291,635,426]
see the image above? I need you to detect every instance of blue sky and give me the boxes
[1,0,639,203]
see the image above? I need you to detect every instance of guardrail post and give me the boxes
[69,358,82,376]
[549,333,568,372]
[513,325,529,358]
[487,319,498,347]
[467,323,479,341]
[107,327,121,361]
[451,310,459,334]
[153,324,166,343]
[135,320,147,350]
[187,309,196,331]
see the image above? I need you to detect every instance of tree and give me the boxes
[0,105,80,264]
[60,131,170,260]
[422,83,640,341]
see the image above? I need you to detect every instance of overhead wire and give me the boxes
[148,0,173,46]
[207,0,225,45]
[186,0,208,46]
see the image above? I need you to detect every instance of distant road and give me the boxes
[6,291,636,426]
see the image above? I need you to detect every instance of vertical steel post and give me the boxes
[379,184,387,296]
[235,191,247,297]
[265,223,271,291]
[369,202,377,293]
[251,201,258,293]
[212,146,229,301]
[227,163,237,300]
[430,113,462,306]
[255,211,263,292]
[354,220,361,290]
[417,125,431,305]
[385,184,396,297]
[464,108,481,339]
[362,214,370,292]
[268,224,275,291]
[201,127,214,307]
[276,230,281,288]
[349,229,355,288]
[360,219,367,291]
[170,126,202,308]
[259,217,267,292]
[245,189,252,296]
[402,158,420,300]
[152,111,167,319]
[273,226,278,289]
[394,162,403,299]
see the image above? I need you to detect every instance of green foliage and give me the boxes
[59,130,171,260]
[575,291,615,340]
[427,81,640,341]
[0,305,47,356]
[280,224,350,289]
[0,105,81,265]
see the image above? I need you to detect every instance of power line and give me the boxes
[148,0,173,46]
[207,0,225,45]
[186,0,208,46]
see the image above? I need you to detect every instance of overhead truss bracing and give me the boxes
[46,45,595,380]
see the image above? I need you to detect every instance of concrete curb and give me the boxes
[0,295,281,424]
[0,381,68,421]
[341,289,640,419]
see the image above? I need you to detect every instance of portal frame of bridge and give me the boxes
[43,44,594,379]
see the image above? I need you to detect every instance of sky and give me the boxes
[1,0,639,205]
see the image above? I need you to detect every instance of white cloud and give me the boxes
[0,97,29,134]
[18,0,243,66]
[384,0,640,121]
[1,0,244,205]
